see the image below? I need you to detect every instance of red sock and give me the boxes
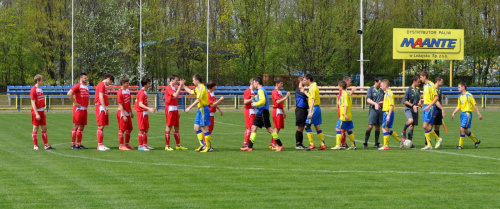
[118,130,124,146]
[341,130,346,145]
[174,131,181,146]
[76,129,83,146]
[32,131,38,146]
[71,128,76,146]
[125,131,131,145]
[165,131,170,146]
[41,131,48,146]
[144,132,148,145]
[244,129,250,146]
[97,128,103,146]
[138,132,144,147]
[271,138,276,146]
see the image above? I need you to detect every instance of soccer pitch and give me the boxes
[0,110,499,208]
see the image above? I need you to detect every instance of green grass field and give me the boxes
[0,110,499,208]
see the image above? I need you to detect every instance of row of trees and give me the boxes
[1,0,499,90]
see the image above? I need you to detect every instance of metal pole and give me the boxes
[71,0,74,85]
[206,0,210,83]
[403,59,406,87]
[359,0,364,87]
[449,60,453,87]
[139,0,143,84]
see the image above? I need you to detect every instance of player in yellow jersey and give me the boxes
[303,74,327,151]
[184,74,212,153]
[332,81,356,150]
[451,82,482,149]
[378,79,404,150]
[419,71,442,150]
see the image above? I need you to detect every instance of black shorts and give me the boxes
[434,109,443,125]
[253,109,272,129]
[295,107,308,127]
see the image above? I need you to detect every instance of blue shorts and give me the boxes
[460,112,472,129]
[194,106,211,126]
[305,106,322,125]
[422,105,436,124]
[382,112,394,128]
[340,121,354,130]
[336,119,341,129]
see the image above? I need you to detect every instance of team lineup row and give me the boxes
[28,72,483,151]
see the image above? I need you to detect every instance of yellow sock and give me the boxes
[429,130,440,140]
[318,132,325,146]
[459,136,465,147]
[204,133,211,148]
[383,135,389,147]
[424,133,432,147]
[391,132,401,142]
[250,132,256,143]
[348,132,355,147]
[468,133,478,142]
[307,132,314,146]
[336,134,342,147]
[197,131,205,146]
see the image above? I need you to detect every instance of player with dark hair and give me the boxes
[270,77,290,150]
[135,78,156,151]
[94,74,114,151]
[364,76,384,149]
[67,73,90,150]
[117,77,134,150]
[207,81,224,151]
[294,76,308,149]
[30,74,54,150]
[240,78,256,149]
[303,74,327,150]
[419,71,442,150]
[430,77,445,147]
[184,74,212,153]
[451,82,482,149]
[164,74,188,151]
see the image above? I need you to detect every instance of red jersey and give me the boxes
[272,89,284,109]
[117,89,132,113]
[243,88,255,109]
[30,86,45,109]
[134,89,148,112]
[94,82,109,106]
[208,91,217,113]
[71,83,89,107]
[164,85,178,106]
[337,91,342,118]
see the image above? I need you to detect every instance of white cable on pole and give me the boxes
[206,0,209,83]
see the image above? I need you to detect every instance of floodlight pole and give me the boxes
[359,0,364,87]
[139,0,143,85]
[206,0,210,83]
[71,0,74,85]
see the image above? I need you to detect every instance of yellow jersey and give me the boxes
[382,90,395,112]
[423,81,437,105]
[339,90,352,121]
[458,91,476,112]
[193,84,209,108]
[308,82,320,106]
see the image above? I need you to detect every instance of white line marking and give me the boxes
[45,146,498,176]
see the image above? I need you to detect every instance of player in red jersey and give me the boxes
[164,74,188,151]
[240,78,255,149]
[135,78,156,151]
[207,81,224,151]
[335,76,357,149]
[95,74,114,151]
[30,75,54,150]
[117,77,134,151]
[67,73,90,150]
[270,77,290,150]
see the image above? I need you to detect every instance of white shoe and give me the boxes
[434,138,443,149]
[97,145,110,151]
[34,145,40,150]
[146,145,154,150]
[421,146,432,150]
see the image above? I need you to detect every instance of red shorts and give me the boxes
[72,106,88,126]
[136,111,149,130]
[165,110,180,126]
[117,110,133,131]
[95,107,109,126]
[272,108,284,129]
[208,116,215,131]
[244,108,256,129]
[31,109,46,126]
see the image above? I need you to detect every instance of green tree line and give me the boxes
[1,0,499,90]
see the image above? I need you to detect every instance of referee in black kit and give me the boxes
[364,76,384,148]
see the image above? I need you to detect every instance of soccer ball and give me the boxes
[403,140,413,149]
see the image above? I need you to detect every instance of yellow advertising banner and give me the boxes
[393,28,464,60]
